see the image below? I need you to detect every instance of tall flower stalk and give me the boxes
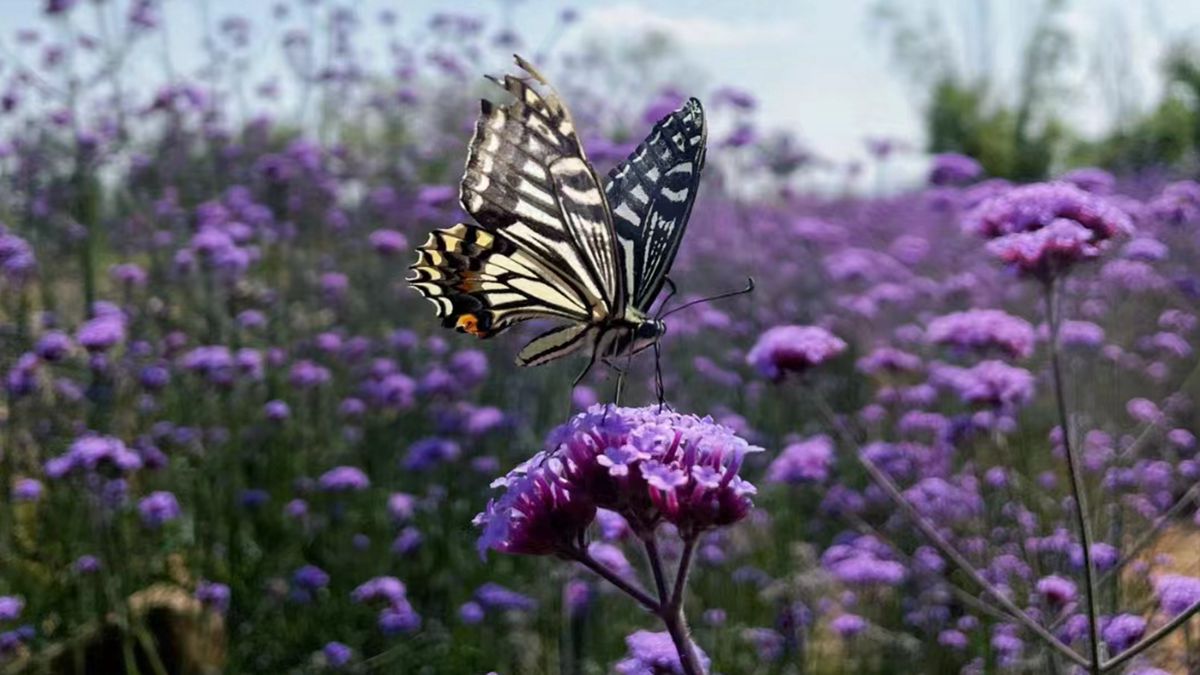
[1043,279,1102,673]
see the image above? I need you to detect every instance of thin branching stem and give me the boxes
[1102,483,1200,584]
[642,535,671,605]
[1044,281,1102,675]
[811,395,1091,670]
[670,537,697,611]
[567,548,660,613]
[642,537,705,675]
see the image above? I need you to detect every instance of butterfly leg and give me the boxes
[654,342,672,412]
[572,349,598,389]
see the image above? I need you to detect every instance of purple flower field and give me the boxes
[1,3,1200,674]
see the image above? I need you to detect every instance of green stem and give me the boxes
[1044,282,1102,675]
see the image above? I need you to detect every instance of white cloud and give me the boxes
[581,4,795,48]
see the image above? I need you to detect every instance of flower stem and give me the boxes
[670,538,697,610]
[642,536,670,604]
[567,548,660,613]
[1044,282,1102,675]
[811,394,1090,670]
[661,601,705,675]
[643,536,705,675]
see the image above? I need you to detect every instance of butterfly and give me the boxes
[409,55,710,395]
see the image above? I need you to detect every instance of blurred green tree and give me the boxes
[1072,43,1200,172]
[871,0,1073,180]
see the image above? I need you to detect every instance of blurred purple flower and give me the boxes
[1153,575,1200,616]
[11,478,43,503]
[746,325,846,380]
[767,435,834,484]
[76,315,126,352]
[195,580,231,614]
[1101,614,1146,653]
[615,630,710,675]
[318,466,370,492]
[926,309,1035,360]
[322,641,352,668]
[138,491,181,528]
[928,153,982,186]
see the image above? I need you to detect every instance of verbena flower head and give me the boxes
[928,153,982,186]
[46,435,142,479]
[0,597,23,622]
[319,466,370,492]
[1101,613,1146,653]
[1035,575,1077,607]
[926,309,1035,360]
[322,641,352,668]
[195,580,231,614]
[614,629,710,675]
[0,230,36,285]
[767,435,834,484]
[475,406,762,558]
[351,576,421,635]
[1152,575,1200,616]
[76,314,126,352]
[831,613,869,638]
[964,182,1133,280]
[746,325,847,381]
[930,360,1035,410]
[821,535,906,586]
[138,490,181,528]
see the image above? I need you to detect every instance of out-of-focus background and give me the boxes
[2,1,1200,674]
[9,0,1200,186]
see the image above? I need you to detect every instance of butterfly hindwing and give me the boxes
[606,98,707,311]
[409,223,591,338]
[516,322,598,367]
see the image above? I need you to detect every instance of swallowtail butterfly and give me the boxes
[408,55,707,381]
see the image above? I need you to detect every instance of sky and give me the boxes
[5,0,1200,179]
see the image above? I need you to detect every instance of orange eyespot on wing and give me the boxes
[457,271,481,293]
[456,314,488,337]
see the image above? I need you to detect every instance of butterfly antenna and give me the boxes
[661,277,755,319]
[656,277,680,318]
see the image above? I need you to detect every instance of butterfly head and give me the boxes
[628,317,666,355]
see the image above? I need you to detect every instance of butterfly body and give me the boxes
[409,55,706,372]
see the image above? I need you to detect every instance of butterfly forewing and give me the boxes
[605,98,707,311]
[459,61,625,314]
[409,56,628,350]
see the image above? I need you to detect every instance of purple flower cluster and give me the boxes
[767,435,834,484]
[964,182,1134,280]
[351,576,421,635]
[614,630,711,675]
[928,153,983,186]
[476,406,761,557]
[926,309,1036,360]
[930,360,1035,409]
[746,325,847,381]
[45,435,142,479]
[0,229,36,284]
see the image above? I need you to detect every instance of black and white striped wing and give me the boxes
[606,98,707,311]
[409,55,625,366]
[409,223,591,333]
